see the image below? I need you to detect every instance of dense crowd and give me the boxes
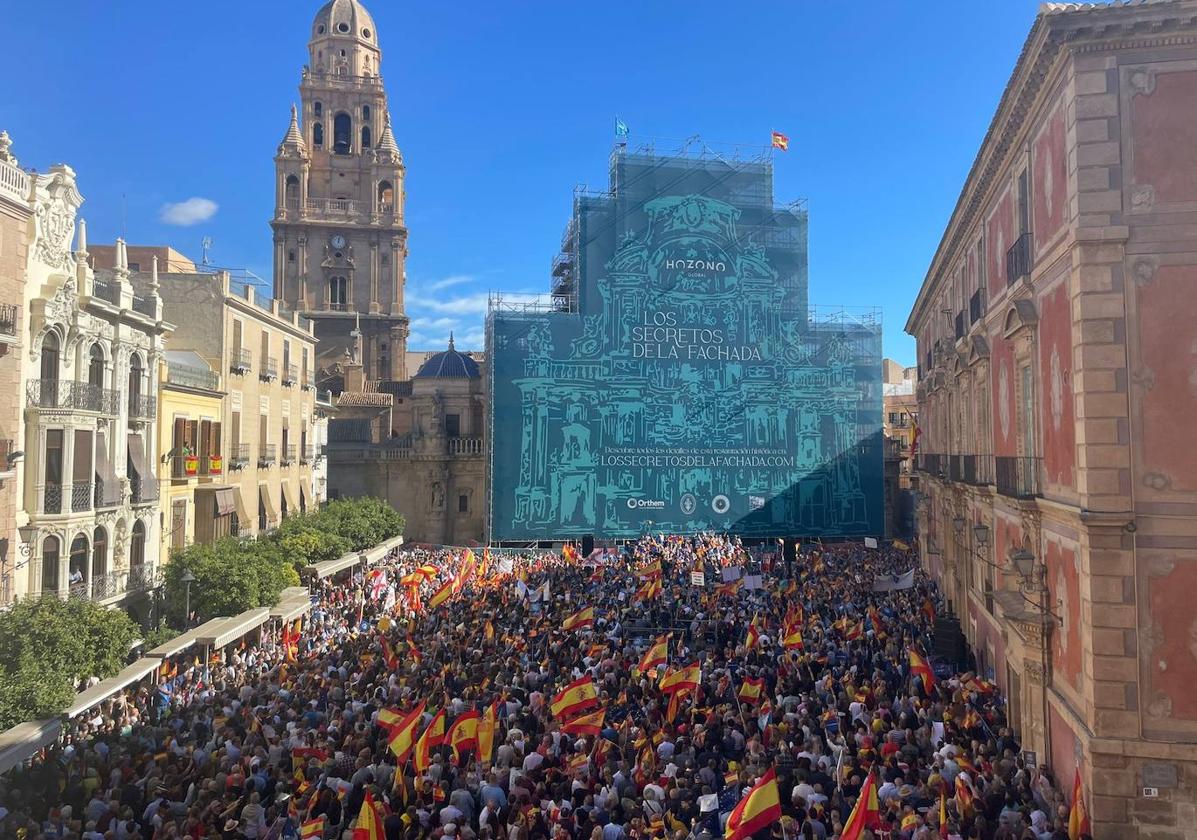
[0,535,1090,840]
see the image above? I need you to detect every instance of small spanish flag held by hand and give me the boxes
[771,130,789,151]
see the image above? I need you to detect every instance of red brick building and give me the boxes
[906,2,1197,834]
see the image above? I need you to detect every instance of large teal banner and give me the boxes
[488,150,882,540]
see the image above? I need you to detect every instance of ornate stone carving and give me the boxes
[33,196,77,269]
[1130,366,1156,391]
[1143,472,1173,491]
[1131,256,1159,287]
[1146,692,1172,719]
[1130,184,1155,212]
[1127,67,1157,96]
[1023,659,1045,683]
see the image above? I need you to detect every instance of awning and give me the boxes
[65,657,162,718]
[299,485,308,511]
[360,535,405,565]
[127,433,148,480]
[259,485,278,524]
[232,485,251,525]
[195,607,270,649]
[0,718,62,775]
[270,595,313,624]
[281,481,299,518]
[215,488,236,516]
[95,430,114,483]
[146,626,201,659]
[305,551,361,579]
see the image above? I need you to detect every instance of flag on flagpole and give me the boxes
[385,701,427,764]
[770,130,789,151]
[659,662,701,694]
[909,648,937,694]
[615,117,629,138]
[561,708,606,737]
[723,767,782,840]
[562,606,596,632]
[839,770,882,840]
[352,790,385,840]
[1068,767,1091,840]
[551,676,600,718]
[447,711,481,758]
[635,633,670,675]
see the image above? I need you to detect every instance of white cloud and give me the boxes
[427,274,476,292]
[410,316,461,331]
[407,291,545,317]
[159,197,218,226]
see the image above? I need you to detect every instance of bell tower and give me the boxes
[271,0,409,390]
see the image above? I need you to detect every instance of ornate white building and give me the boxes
[16,157,169,613]
[271,0,409,389]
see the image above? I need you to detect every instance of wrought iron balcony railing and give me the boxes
[969,290,984,325]
[128,393,156,419]
[280,445,296,466]
[260,356,279,381]
[42,483,63,515]
[0,303,17,337]
[1005,231,1033,286]
[95,476,122,508]
[130,475,159,504]
[167,363,220,391]
[230,347,252,374]
[282,364,298,386]
[258,444,277,467]
[962,454,994,486]
[995,456,1041,499]
[27,379,121,414]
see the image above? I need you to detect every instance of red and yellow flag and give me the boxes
[724,767,782,840]
[385,701,427,764]
[909,648,936,694]
[447,710,481,757]
[413,708,446,774]
[551,676,600,718]
[562,606,596,632]
[954,775,974,816]
[745,617,761,651]
[455,549,477,591]
[940,790,948,839]
[427,578,455,610]
[634,576,662,602]
[715,579,742,598]
[301,817,324,839]
[737,676,765,705]
[636,633,670,674]
[561,708,606,737]
[562,543,580,563]
[477,699,500,766]
[840,770,882,840]
[781,622,804,651]
[352,790,385,840]
[770,131,789,152]
[380,636,398,671]
[1068,767,1091,840]
[659,662,701,695]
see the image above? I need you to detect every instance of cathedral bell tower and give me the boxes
[271,0,409,391]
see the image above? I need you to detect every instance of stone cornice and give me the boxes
[905,0,1197,335]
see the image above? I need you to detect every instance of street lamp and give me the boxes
[973,523,989,547]
[180,569,196,627]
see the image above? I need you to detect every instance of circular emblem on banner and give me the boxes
[711,494,730,515]
[680,493,697,515]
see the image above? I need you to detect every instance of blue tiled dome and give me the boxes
[414,334,480,379]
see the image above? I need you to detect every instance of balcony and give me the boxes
[41,483,63,514]
[962,454,994,486]
[300,446,314,465]
[259,356,279,382]
[447,436,483,456]
[969,290,984,325]
[230,348,252,375]
[327,302,350,312]
[258,444,277,468]
[171,454,202,479]
[71,480,94,512]
[995,456,1041,499]
[301,372,314,391]
[130,475,158,505]
[128,393,156,420]
[95,476,121,508]
[167,363,220,391]
[954,311,965,341]
[0,303,17,339]
[204,454,224,475]
[916,453,946,479]
[131,294,157,318]
[230,443,250,470]
[1005,231,1033,286]
[27,379,121,414]
[282,363,298,386]
[949,454,964,482]
[304,197,362,219]
[281,444,296,466]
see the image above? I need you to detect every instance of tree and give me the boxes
[162,537,300,624]
[0,597,140,729]
[307,497,404,551]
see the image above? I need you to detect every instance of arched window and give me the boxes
[285,175,300,207]
[314,101,322,117]
[92,526,107,580]
[333,112,352,154]
[378,181,394,211]
[41,536,60,593]
[329,277,347,310]
[313,122,324,147]
[41,332,60,382]
[128,354,144,415]
[69,534,89,593]
[88,343,105,388]
[362,105,371,121]
[361,126,371,148]
[129,520,145,568]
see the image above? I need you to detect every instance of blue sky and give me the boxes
[0,0,1045,362]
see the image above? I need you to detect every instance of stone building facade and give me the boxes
[0,132,31,605]
[270,0,409,387]
[905,2,1197,834]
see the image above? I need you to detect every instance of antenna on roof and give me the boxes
[201,236,213,266]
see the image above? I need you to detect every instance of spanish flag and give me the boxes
[477,699,500,766]
[636,633,670,675]
[770,131,789,152]
[413,708,446,773]
[352,790,385,840]
[385,701,427,764]
[638,559,662,578]
[737,676,765,705]
[940,790,948,839]
[839,770,881,840]
[455,549,477,591]
[659,662,701,695]
[634,577,661,602]
[562,543,580,563]
[715,579,742,598]
[380,636,398,671]
[447,710,481,757]
[955,775,974,817]
[922,597,937,624]
[844,620,864,641]
[562,606,596,632]
[781,622,804,651]
[867,605,885,636]
[417,564,438,579]
[552,676,600,718]
[745,617,761,651]
[399,571,423,587]
[561,708,606,737]
[908,648,937,694]
[1068,767,1091,840]
[301,816,324,839]
[724,767,782,840]
[427,578,455,610]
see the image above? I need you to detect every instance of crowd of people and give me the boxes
[0,534,1091,840]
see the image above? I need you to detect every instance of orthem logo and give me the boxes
[680,493,697,515]
[711,494,731,515]
[627,498,666,510]
[748,495,765,511]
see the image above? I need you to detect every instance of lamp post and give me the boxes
[1003,545,1058,763]
[180,569,196,627]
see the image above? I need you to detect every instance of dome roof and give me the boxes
[311,0,379,47]
[414,335,480,379]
